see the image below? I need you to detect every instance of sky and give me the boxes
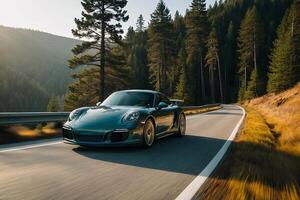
[0,0,215,39]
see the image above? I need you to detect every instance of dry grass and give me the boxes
[194,83,300,200]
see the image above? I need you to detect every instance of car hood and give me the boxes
[70,106,141,131]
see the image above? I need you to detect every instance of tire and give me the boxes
[143,119,155,148]
[177,113,186,137]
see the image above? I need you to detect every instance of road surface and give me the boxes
[0,105,244,200]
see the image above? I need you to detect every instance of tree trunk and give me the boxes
[100,4,106,102]
[200,54,206,103]
[253,26,257,96]
[216,53,224,103]
[210,66,215,103]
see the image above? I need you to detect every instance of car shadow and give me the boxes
[73,134,300,189]
[73,134,226,176]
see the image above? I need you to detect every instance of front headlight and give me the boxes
[123,111,140,122]
[68,110,80,121]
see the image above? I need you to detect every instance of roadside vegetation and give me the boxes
[0,123,62,145]
[195,83,300,199]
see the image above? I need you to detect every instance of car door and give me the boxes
[154,94,175,134]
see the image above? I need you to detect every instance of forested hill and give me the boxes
[0,26,80,111]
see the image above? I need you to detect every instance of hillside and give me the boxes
[196,83,300,199]
[0,26,80,111]
[0,66,48,111]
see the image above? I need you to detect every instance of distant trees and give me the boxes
[62,0,298,111]
[69,0,129,101]
[47,96,60,112]
[206,28,223,103]
[148,0,175,96]
[237,7,264,100]
[268,1,300,93]
[185,0,209,104]
[125,15,149,90]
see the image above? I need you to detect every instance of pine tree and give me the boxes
[47,96,59,112]
[69,0,129,101]
[65,46,130,111]
[136,14,145,32]
[237,6,264,100]
[125,16,149,90]
[185,0,210,104]
[172,11,186,96]
[268,1,300,93]
[206,28,224,103]
[148,0,175,95]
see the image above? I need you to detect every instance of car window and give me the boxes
[101,92,154,107]
[155,94,170,106]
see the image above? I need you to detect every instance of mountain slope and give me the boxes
[0,26,80,111]
[0,66,49,111]
[0,25,80,95]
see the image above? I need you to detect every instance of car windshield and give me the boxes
[101,92,155,107]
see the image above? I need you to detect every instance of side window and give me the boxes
[155,94,171,106]
[161,95,170,105]
[155,94,162,107]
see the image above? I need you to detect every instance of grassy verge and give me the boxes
[194,106,300,199]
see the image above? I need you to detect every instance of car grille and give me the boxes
[76,135,104,142]
[63,128,74,140]
[110,130,129,143]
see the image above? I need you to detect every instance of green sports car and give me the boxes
[63,90,186,147]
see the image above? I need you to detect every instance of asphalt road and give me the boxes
[0,105,244,200]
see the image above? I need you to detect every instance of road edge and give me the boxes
[175,105,246,200]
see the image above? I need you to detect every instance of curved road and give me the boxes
[0,105,244,200]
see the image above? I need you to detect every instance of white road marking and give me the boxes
[175,105,246,200]
[0,140,63,153]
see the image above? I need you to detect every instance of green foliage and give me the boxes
[0,26,79,111]
[244,69,258,100]
[237,6,265,100]
[0,66,49,112]
[185,0,210,104]
[268,1,300,93]
[70,0,129,101]
[125,16,150,90]
[65,46,130,111]
[148,0,175,96]
[47,96,60,112]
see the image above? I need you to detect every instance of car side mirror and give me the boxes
[158,102,168,110]
[96,102,102,107]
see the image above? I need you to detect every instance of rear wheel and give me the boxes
[177,113,186,137]
[143,119,155,148]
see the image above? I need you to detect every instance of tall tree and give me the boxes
[268,1,300,93]
[69,0,129,101]
[126,16,149,89]
[65,46,130,111]
[237,6,264,100]
[185,0,210,104]
[172,11,187,96]
[136,14,145,32]
[206,28,224,103]
[148,0,175,95]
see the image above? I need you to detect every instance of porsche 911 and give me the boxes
[63,90,186,147]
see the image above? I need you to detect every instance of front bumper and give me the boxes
[62,124,144,147]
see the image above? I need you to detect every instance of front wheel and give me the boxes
[143,119,155,148]
[177,113,186,137]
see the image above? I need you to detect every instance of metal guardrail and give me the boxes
[0,104,221,125]
[0,112,70,125]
